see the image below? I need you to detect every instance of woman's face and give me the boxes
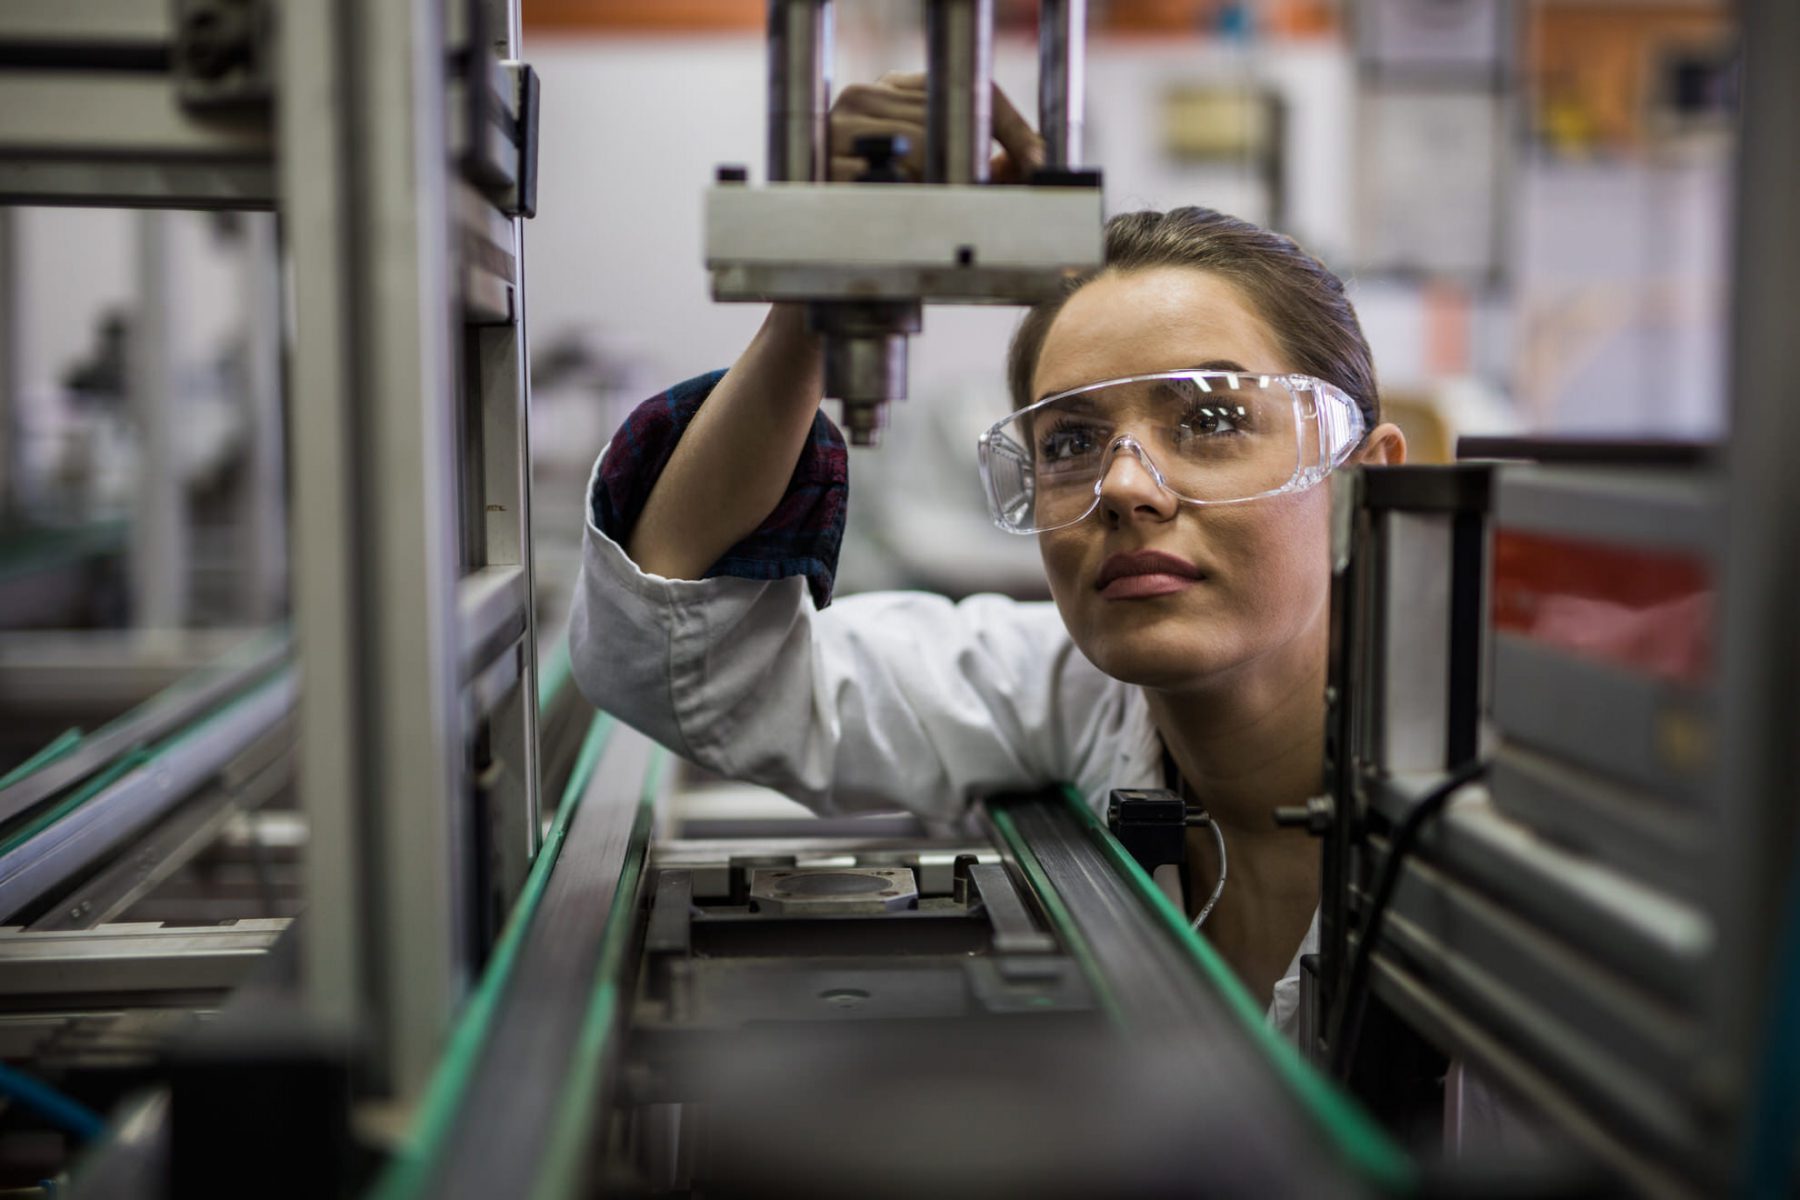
[1032,266,1341,693]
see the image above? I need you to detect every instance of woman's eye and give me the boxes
[1038,425,1101,463]
[1176,404,1244,439]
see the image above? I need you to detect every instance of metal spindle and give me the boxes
[926,0,992,185]
[767,0,832,183]
[1038,0,1085,169]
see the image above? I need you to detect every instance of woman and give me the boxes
[570,75,1406,1031]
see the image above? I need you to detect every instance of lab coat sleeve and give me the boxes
[569,454,1114,820]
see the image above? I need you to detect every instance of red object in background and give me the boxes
[1491,529,1714,687]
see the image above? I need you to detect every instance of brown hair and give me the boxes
[1007,207,1380,430]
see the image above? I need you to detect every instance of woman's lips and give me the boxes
[1099,572,1199,599]
[1095,550,1206,599]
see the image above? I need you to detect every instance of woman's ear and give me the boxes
[1359,422,1407,467]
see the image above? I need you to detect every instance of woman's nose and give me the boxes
[1097,440,1178,525]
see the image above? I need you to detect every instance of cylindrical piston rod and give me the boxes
[1038,0,1085,168]
[926,0,993,185]
[768,0,832,182]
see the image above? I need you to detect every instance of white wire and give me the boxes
[1190,817,1227,931]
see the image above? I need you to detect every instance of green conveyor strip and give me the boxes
[0,750,149,855]
[1055,785,1417,1194]
[367,711,616,1200]
[986,802,1126,1027]
[0,728,83,791]
[0,667,295,856]
[0,626,288,806]
[535,632,574,712]
[532,747,667,1200]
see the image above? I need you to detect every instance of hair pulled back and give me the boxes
[1006,207,1380,430]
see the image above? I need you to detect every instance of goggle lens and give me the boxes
[978,371,1361,534]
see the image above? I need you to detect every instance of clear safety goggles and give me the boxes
[977,369,1367,535]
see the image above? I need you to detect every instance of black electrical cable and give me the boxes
[1328,759,1488,1080]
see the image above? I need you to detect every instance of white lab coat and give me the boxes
[569,451,1318,1035]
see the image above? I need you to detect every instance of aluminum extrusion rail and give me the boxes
[370,716,664,1200]
[0,919,288,1011]
[986,788,1413,1196]
[0,630,289,827]
[0,667,297,921]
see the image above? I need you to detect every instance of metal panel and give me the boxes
[1378,852,1704,1139]
[0,73,270,156]
[1486,740,1704,903]
[0,159,274,210]
[1367,957,1696,1200]
[1378,511,1451,772]
[1493,467,1718,551]
[1490,634,1709,802]
[705,184,1103,271]
[282,0,470,1099]
[1373,779,1713,1007]
[0,919,286,1003]
[0,1,169,42]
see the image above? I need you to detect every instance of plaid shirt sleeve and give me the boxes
[590,369,849,609]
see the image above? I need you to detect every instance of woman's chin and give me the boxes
[1079,626,1249,691]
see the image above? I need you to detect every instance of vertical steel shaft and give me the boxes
[926,0,992,184]
[1038,0,1085,168]
[767,0,832,183]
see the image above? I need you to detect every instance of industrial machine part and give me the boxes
[705,0,1104,444]
[1306,453,1736,1192]
[345,766,1405,1199]
[0,0,551,1116]
[1300,8,1800,1171]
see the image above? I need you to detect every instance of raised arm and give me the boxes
[625,73,1043,582]
[625,303,822,581]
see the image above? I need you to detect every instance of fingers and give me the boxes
[827,74,1044,183]
[990,82,1046,179]
[829,74,927,181]
[832,80,926,123]
[875,69,926,93]
[828,115,927,173]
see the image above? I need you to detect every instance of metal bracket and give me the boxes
[507,61,539,219]
[1104,788,1208,883]
[173,0,276,112]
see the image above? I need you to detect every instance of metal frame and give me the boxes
[1711,0,1800,1179]
[1316,8,1800,1190]
[0,5,275,210]
[0,919,287,1010]
[0,0,547,1106]
[281,0,544,1100]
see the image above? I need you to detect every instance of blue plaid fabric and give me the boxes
[591,369,849,608]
